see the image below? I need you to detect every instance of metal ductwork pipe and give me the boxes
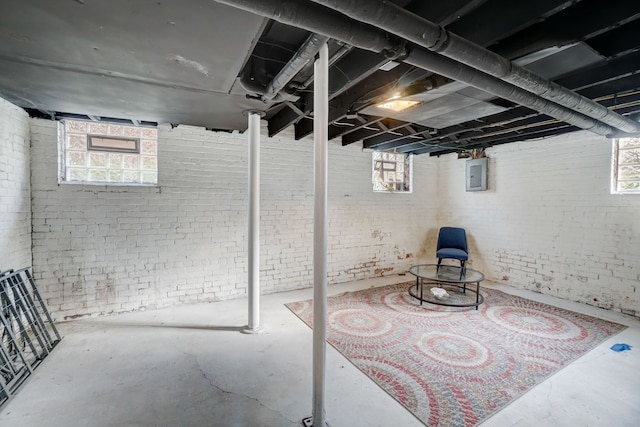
[404,49,611,135]
[262,33,330,101]
[212,0,616,137]
[297,42,353,89]
[216,0,393,52]
[310,0,640,135]
[238,73,300,102]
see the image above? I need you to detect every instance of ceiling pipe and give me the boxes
[240,41,350,103]
[261,33,330,102]
[403,48,611,135]
[296,42,353,89]
[212,0,615,137]
[215,0,393,52]
[238,73,299,102]
[309,0,640,135]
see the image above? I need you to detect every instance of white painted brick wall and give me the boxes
[0,98,31,271]
[436,131,640,316]
[30,119,438,319]
[24,111,638,319]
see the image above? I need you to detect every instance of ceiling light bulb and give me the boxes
[377,99,420,112]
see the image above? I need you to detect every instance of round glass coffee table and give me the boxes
[408,264,485,309]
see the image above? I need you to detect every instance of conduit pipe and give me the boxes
[212,0,616,137]
[310,0,640,134]
[262,33,330,101]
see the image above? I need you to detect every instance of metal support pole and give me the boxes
[312,42,329,427]
[244,111,263,334]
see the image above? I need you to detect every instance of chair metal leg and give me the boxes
[459,260,466,279]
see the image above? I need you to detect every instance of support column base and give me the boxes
[241,325,265,334]
[302,416,330,426]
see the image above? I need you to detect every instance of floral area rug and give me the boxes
[285,282,626,426]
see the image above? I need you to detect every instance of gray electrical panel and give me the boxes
[466,157,487,191]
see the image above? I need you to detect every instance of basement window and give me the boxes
[59,119,158,185]
[612,137,640,194]
[372,151,412,193]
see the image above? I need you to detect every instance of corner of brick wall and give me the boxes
[435,131,640,317]
[0,98,32,271]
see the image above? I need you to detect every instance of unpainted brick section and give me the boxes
[30,119,438,319]
[0,99,31,271]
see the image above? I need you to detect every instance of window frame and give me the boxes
[612,137,640,194]
[371,151,413,193]
[58,119,158,186]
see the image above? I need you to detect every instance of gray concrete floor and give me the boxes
[0,275,638,427]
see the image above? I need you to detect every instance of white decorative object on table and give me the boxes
[430,287,449,300]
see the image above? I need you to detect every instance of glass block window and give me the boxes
[612,137,640,194]
[372,151,412,193]
[59,119,158,185]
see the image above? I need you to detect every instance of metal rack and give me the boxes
[0,268,61,409]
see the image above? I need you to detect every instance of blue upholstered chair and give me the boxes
[436,227,468,269]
